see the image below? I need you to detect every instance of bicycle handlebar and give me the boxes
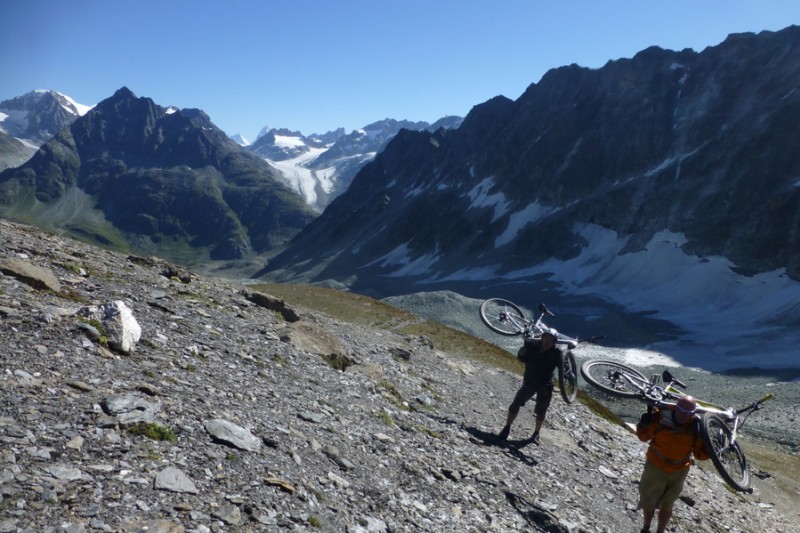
[735,393,775,414]
[759,393,775,403]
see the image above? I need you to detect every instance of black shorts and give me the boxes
[510,382,553,419]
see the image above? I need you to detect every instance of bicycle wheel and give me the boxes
[700,413,751,492]
[558,350,578,404]
[479,298,527,336]
[580,359,649,398]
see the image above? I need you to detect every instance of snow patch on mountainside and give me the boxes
[372,223,800,370]
[526,225,800,370]
[467,177,509,222]
[55,91,92,115]
[495,202,557,247]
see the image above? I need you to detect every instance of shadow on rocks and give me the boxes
[505,491,571,533]
[428,414,539,467]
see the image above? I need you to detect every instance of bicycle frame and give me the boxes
[627,372,771,448]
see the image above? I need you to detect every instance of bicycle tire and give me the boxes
[558,350,578,404]
[700,413,751,492]
[479,298,527,336]
[580,359,649,399]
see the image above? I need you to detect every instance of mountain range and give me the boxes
[255,26,800,367]
[0,87,317,263]
[246,117,463,211]
[2,26,800,368]
[1,91,462,213]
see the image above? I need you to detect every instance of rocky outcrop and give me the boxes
[1,219,797,532]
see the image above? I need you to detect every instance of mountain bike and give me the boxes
[479,298,602,405]
[580,359,773,492]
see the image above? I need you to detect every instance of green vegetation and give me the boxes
[324,352,354,371]
[307,516,322,528]
[377,379,410,411]
[378,409,395,427]
[141,339,159,350]
[143,446,162,461]
[76,316,109,346]
[416,425,442,439]
[576,389,625,425]
[126,422,178,443]
[58,287,87,303]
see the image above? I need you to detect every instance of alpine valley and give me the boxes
[2,23,800,533]
[2,27,800,371]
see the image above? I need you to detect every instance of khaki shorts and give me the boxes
[637,461,689,512]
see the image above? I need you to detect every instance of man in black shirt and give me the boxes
[497,330,562,445]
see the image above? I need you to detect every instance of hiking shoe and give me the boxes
[530,432,540,445]
[497,426,510,441]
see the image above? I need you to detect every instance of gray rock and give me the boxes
[0,258,61,292]
[203,419,262,452]
[153,467,198,494]
[101,395,161,425]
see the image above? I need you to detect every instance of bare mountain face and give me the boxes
[257,27,800,291]
[0,87,316,263]
[248,117,463,211]
[0,90,88,170]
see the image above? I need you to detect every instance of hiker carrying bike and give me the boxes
[636,395,709,533]
[497,329,562,445]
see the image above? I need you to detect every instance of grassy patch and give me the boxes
[126,422,178,443]
[416,425,442,439]
[252,283,521,375]
[254,284,630,441]
[377,379,409,411]
[253,283,419,329]
[378,409,395,426]
[397,319,520,374]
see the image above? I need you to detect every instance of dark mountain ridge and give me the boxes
[0,87,316,262]
[258,27,800,288]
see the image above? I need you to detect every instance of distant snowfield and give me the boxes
[266,145,335,207]
[379,223,800,371]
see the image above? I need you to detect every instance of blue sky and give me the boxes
[1,1,799,141]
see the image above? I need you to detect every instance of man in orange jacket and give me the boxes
[636,395,709,533]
